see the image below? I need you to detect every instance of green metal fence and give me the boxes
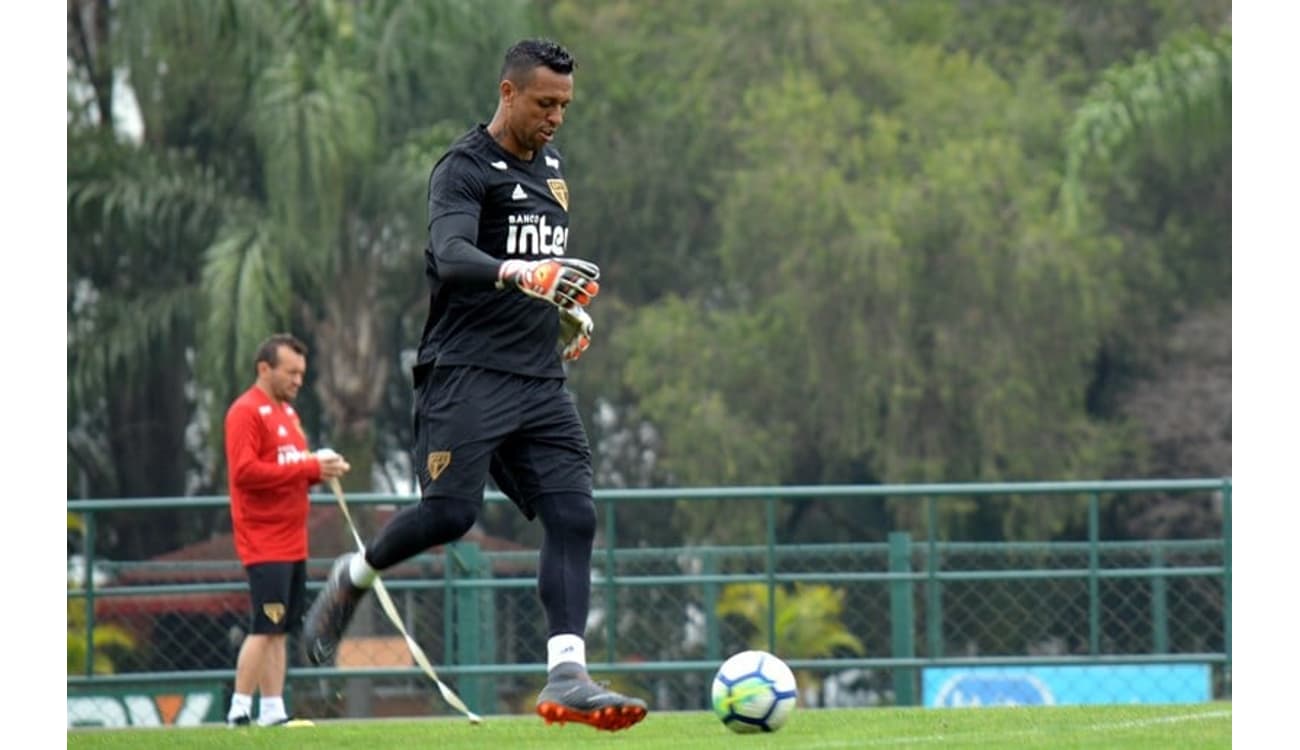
[67,479,1230,727]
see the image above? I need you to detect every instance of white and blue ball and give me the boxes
[710,650,798,733]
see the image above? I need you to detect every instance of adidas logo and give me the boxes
[491,160,507,171]
[511,184,527,200]
[545,155,559,169]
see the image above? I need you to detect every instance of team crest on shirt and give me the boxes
[426,451,452,481]
[263,602,286,624]
[547,179,569,212]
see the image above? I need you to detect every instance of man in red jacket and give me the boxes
[224,333,350,727]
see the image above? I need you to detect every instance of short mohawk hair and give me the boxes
[500,38,575,84]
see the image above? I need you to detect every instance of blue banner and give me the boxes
[922,665,1211,707]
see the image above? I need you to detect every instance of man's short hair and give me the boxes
[254,333,307,372]
[500,38,575,86]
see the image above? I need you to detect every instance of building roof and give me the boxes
[93,506,536,619]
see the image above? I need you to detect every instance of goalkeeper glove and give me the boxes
[497,257,600,308]
[557,305,594,362]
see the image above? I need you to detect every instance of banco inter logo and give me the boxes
[506,213,567,256]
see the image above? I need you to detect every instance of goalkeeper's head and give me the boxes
[493,39,576,158]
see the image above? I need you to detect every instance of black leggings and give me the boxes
[364,492,596,636]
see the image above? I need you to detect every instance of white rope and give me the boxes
[328,479,483,724]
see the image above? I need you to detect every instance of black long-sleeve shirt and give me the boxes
[417,124,574,378]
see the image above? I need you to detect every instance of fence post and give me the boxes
[766,496,777,655]
[703,550,721,664]
[1222,478,1232,688]
[889,531,916,706]
[443,546,455,682]
[84,511,97,678]
[1150,546,1168,654]
[925,497,942,659]
[453,542,494,714]
[1088,493,1100,655]
[605,497,618,664]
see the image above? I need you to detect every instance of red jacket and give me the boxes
[225,386,322,565]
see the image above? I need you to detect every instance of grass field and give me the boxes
[67,703,1230,749]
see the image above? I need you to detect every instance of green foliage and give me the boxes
[69,0,539,505]
[69,0,1232,551]
[198,221,292,394]
[67,599,136,676]
[716,582,865,659]
[1062,28,1232,227]
[67,514,136,675]
[544,1,1229,547]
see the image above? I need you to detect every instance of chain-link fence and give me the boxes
[67,480,1229,727]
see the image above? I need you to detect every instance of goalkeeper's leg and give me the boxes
[305,365,499,666]
[532,491,647,731]
[302,494,481,666]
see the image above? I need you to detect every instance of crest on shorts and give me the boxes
[426,451,452,481]
[262,602,286,624]
[547,179,569,212]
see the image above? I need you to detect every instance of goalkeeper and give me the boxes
[303,38,645,732]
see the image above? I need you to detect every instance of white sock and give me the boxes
[349,551,376,588]
[547,634,586,672]
[257,696,286,725]
[227,693,252,720]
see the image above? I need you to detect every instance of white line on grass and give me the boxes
[1086,708,1231,731]
[803,708,1231,748]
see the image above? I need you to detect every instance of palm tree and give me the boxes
[176,0,534,491]
[69,1,536,508]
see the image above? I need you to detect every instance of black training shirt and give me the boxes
[417,124,574,378]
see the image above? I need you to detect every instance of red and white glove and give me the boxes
[557,305,594,362]
[496,257,600,308]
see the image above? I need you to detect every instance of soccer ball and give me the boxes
[711,650,798,733]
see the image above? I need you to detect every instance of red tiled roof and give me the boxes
[95,507,536,619]
[117,507,535,583]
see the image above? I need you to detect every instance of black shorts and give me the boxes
[245,560,307,635]
[412,365,593,519]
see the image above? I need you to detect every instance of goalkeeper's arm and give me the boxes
[427,212,505,285]
[429,213,600,307]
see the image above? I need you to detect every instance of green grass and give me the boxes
[67,703,1231,749]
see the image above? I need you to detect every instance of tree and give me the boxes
[68,0,535,560]
[601,9,1125,544]
[69,1,536,503]
[68,0,235,508]
[1058,27,1231,544]
[1061,28,1231,230]
[179,0,534,492]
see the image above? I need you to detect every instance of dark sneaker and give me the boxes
[226,713,251,728]
[535,663,648,732]
[302,553,367,666]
